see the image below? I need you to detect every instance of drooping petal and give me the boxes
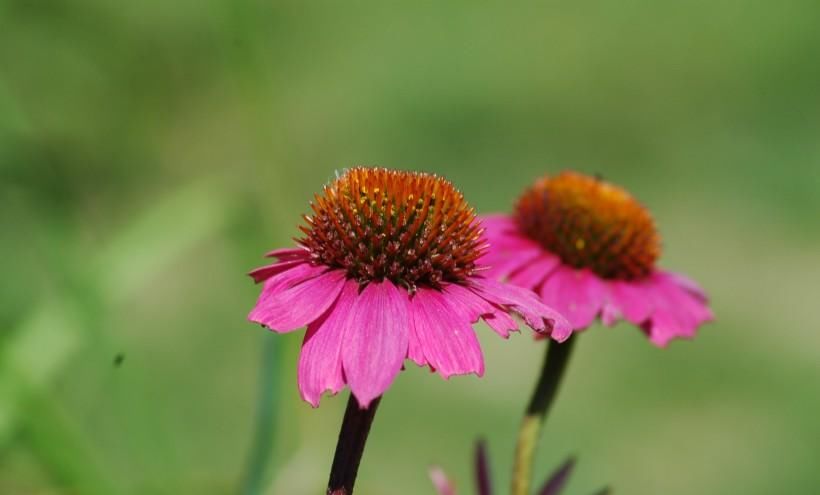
[442,283,496,323]
[608,278,653,325]
[429,467,457,495]
[407,311,429,368]
[482,309,519,338]
[600,297,621,327]
[478,214,545,278]
[248,259,307,283]
[248,268,346,332]
[297,280,358,407]
[661,270,710,302]
[442,283,520,338]
[507,254,561,290]
[411,288,484,378]
[263,246,311,260]
[470,278,572,341]
[481,246,544,280]
[479,213,517,231]
[539,266,607,329]
[341,280,410,408]
[260,261,326,294]
[643,273,713,346]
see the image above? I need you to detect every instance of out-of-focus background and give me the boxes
[2,2,819,494]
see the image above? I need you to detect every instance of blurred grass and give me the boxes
[1,1,819,494]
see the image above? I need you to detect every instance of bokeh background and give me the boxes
[2,1,819,494]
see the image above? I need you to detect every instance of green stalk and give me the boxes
[511,336,577,495]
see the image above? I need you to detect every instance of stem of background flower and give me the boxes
[510,336,577,495]
[327,394,382,495]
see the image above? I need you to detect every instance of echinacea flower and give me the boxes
[481,171,713,346]
[430,440,609,495]
[248,167,571,408]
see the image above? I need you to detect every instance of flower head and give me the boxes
[481,171,713,347]
[430,440,609,495]
[248,167,571,407]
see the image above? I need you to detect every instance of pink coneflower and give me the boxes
[483,171,714,495]
[481,171,713,346]
[249,167,571,408]
[247,167,571,494]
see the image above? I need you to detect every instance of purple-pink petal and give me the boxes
[443,283,519,338]
[248,259,306,284]
[259,261,325,294]
[297,280,359,407]
[482,309,519,338]
[263,246,310,260]
[471,278,572,341]
[341,280,410,408]
[608,279,653,325]
[411,288,484,378]
[661,271,710,302]
[442,283,496,323]
[642,273,714,346]
[539,266,607,329]
[508,254,561,289]
[248,267,346,332]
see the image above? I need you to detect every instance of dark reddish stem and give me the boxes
[327,394,382,495]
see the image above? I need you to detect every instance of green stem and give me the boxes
[240,334,280,495]
[327,394,382,495]
[511,336,577,495]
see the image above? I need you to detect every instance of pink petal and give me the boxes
[429,467,457,495]
[539,266,607,330]
[482,309,519,338]
[407,322,428,367]
[507,254,561,290]
[478,214,546,279]
[600,300,621,327]
[264,246,310,260]
[248,268,346,332]
[341,281,410,408]
[471,278,572,341]
[442,283,496,323]
[443,283,519,338]
[263,262,326,293]
[248,259,306,283]
[298,280,359,407]
[660,270,710,302]
[411,288,484,378]
[609,279,653,325]
[481,246,544,280]
[479,213,517,230]
[643,274,713,347]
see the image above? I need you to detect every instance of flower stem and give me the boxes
[327,394,382,495]
[511,336,577,495]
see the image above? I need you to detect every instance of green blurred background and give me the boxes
[2,1,819,494]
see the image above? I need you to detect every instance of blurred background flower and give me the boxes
[480,171,713,346]
[0,2,818,494]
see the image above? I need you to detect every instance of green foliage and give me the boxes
[1,1,819,494]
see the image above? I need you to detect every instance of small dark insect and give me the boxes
[113,353,125,367]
